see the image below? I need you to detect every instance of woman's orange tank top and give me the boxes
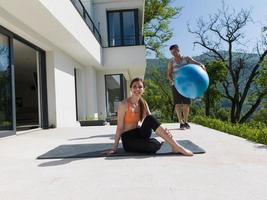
[124,99,140,124]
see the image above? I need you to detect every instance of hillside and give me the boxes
[145,52,261,111]
[146,52,259,80]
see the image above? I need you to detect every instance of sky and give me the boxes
[160,0,267,58]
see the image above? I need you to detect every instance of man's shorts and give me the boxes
[171,85,191,105]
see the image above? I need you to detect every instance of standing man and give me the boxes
[167,44,205,130]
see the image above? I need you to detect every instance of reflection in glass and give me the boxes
[123,11,136,45]
[0,33,12,130]
[14,39,39,129]
[105,74,126,117]
[108,12,122,46]
[108,10,138,46]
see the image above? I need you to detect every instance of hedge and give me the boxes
[191,116,267,145]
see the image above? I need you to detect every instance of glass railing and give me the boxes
[108,35,144,47]
[70,0,102,46]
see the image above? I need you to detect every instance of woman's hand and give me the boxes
[103,148,117,155]
[165,128,173,138]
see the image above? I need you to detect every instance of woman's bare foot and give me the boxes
[172,147,193,156]
[155,126,193,156]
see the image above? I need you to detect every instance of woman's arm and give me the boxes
[111,102,126,151]
[186,56,206,71]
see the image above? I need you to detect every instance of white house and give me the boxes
[0,0,146,136]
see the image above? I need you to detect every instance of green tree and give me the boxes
[188,4,267,123]
[250,57,267,123]
[143,67,174,122]
[253,105,267,125]
[204,60,227,116]
[144,0,181,57]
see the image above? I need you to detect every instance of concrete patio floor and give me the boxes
[0,123,267,200]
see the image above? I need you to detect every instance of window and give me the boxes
[105,74,127,117]
[107,9,139,47]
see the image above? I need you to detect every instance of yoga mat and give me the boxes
[37,140,205,159]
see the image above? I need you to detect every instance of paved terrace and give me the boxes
[0,124,267,200]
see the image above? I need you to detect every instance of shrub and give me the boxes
[192,115,267,145]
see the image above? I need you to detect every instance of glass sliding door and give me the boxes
[105,74,126,117]
[14,39,40,131]
[0,25,48,136]
[0,32,14,133]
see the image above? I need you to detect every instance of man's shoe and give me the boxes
[184,123,191,129]
[180,123,186,130]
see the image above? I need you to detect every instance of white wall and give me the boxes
[96,71,106,117]
[85,67,98,118]
[53,50,80,127]
[46,50,100,127]
[46,52,57,127]
[76,68,87,120]
[103,45,146,79]
[76,66,98,120]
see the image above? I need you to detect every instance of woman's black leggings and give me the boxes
[121,115,162,154]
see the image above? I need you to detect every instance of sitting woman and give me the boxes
[106,77,193,156]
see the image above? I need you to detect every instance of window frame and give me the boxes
[104,74,127,117]
[107,9,139,47]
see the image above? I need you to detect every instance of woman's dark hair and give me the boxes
[130,78,147,120]
[169,44,179,50]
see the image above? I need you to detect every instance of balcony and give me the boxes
[69,0,146,71]
[102,45,146,78]
[108,35,144,47]
[70,0,102,45]
[0,0,102,67]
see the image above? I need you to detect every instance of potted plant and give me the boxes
[106,115,118,125]
[79,114,106,126]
